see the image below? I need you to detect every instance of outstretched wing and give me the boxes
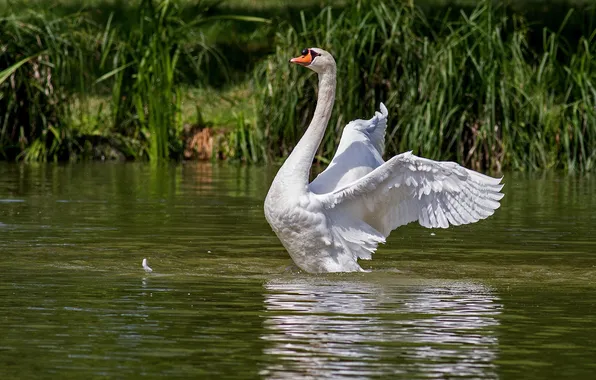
[309,103,388,194]
[315,151,504,236]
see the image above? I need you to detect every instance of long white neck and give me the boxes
[276,67,336,191]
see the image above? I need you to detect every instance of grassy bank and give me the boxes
[1,0,595,171]
[253,1,596,171]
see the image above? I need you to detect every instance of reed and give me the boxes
[94,0,189,161]
[96,0,269,161]
[251,0,596,171]
[0,11,93,161]
[1,0,594,170]
[1,0,268,161]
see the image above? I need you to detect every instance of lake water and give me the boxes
[0,162,595,379]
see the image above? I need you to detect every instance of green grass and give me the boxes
[247,0,596,171]
[1,0,595,171]
[0,10,93,161]
[0,0,269,161]
[95,0,188,161]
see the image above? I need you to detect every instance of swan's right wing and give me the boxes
[358,102,388,156]
[332,102,388,158]
[309,103,388,194]
[316,151,504,236]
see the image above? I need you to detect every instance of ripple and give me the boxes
[261,278,501,379]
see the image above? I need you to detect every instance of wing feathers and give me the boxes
[328,210,386,261]
[316,152,504,234]
[366,103,388,156]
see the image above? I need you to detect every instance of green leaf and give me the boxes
[95,62,135,84]
[0,52,46,85]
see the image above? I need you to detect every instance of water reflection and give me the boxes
[2,163,596,378]
[261,278,501,379]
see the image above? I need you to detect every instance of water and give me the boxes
[1,162,595,379]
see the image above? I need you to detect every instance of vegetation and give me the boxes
[254,1,596,171]
[1,0,595,171]
[0,10,88,160]
[0,0,268,161]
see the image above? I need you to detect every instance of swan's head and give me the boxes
[289,48,335,74]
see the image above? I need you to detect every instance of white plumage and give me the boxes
[264,48,504,273]
[142,258,153,273]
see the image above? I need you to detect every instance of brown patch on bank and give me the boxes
[183,124,230,160]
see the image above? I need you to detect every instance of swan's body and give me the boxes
[264,48,504,273]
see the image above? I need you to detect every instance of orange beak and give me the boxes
[289,51,313,66]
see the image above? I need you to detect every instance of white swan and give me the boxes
[264,48,504,273]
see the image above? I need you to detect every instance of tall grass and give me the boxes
[1,0,594,170]
[0,0,268,161]
[97,0,187,161]
[0,11,92,161]
[251,0,596,171]
[95,0,269,161]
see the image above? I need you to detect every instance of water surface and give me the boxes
[1,163,595,379]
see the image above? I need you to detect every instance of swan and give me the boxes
[264,48,504,273]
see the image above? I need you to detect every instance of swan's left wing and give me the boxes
[315,151,504,236]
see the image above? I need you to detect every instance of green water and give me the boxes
[0,163,595,379]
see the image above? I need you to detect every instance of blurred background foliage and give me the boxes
[0,0,594,172]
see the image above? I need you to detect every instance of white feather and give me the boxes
[315,152,504,235]
[142,258,153,273]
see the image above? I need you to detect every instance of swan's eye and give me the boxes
[301,48,309,56]
[310,50,320,58]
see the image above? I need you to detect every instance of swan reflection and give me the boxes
[260,278,501,379]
